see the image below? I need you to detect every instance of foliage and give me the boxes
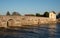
[36,13,41,16]
[25,14,35,16]
[43,12,49,17]
[12,12,21,16]
[6,11,11,15]
[29,14,35,16]
[56,12,60,19]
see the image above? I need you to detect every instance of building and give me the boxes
[49,11,56,21]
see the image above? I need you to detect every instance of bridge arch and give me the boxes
[7,19,15,27]
[0,20,2,27]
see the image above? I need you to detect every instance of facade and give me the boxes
[0,12,56,28]
[49,11,56,21]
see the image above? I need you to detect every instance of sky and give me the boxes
[0,0,60,15]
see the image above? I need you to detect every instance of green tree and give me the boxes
[36,13,40,16]
[6,11,11,16]
[56,12,60,19]
[12,12,21,16]
[44,12,49,17]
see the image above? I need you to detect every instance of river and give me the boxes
[0,23,60,38]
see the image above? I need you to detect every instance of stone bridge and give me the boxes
[0,16,56,28]
[0,16,22,28]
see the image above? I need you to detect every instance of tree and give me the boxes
[12,12,21,16]
[36,13,40,16]
[56,12,60,19]
[29,14,35,16]
[6,11,11,15]
[44,11,49,17]
[25,14,35,16]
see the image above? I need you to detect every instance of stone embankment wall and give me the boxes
[0,16,56,28]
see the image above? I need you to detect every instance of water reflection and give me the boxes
[55,23,60,38]
[48,24,56,38]
[0,23,60,38]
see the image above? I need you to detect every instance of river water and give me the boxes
[0,23,60,38]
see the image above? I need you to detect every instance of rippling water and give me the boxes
[0,23,60,38]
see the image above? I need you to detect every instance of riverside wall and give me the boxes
[0,16,56,28]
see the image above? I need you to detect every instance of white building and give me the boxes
[49,11,56,21]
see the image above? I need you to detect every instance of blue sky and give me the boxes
[0,0,60,15]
